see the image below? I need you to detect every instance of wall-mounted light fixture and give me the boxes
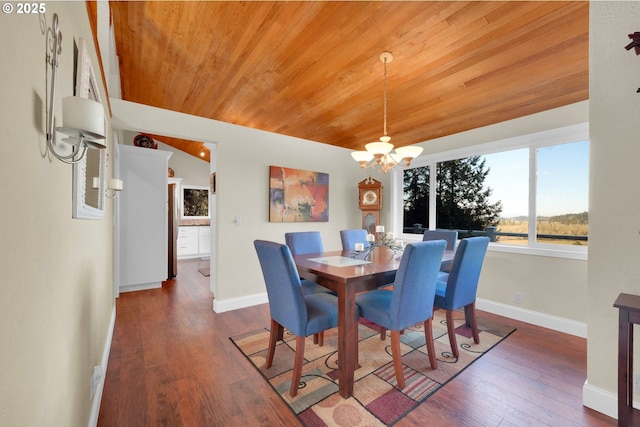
[94,177,124,198]
[46,13,106,164]
[105,179,124,198]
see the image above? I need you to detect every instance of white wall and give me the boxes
[156,141,210,187]
[0,3,115,426]
[586,1,640,418]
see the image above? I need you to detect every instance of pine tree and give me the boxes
[403,156,502,232]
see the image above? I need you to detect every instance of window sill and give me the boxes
[488,243,587,260]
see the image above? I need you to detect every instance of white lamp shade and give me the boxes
[394,145,423,159]
[60,96,106,141]
[351,151,374,162]
[366,142,394,155]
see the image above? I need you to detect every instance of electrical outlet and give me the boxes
[514,292,523,304]
[635,373,640,393]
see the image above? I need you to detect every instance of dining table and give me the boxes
[293,245,454,398]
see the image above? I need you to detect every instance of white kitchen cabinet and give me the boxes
[198,226,211,255]
[178,226,210,258]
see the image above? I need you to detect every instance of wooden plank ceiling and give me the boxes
[110,1,588,161]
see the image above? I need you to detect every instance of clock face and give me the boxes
[363,190,378,205]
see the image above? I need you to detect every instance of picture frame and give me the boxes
[71,37,107,220]
[181,185,210,219]
[210,172,216,194]
[269,166,329,222]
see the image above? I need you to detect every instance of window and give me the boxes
[393,123,589,258]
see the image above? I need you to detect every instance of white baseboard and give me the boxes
[583,380,618,420]
[119,281,162,293]
[476,298,587,338]
[88,304,116,427]
[213,292,268,313]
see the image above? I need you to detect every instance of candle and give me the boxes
[376,225,385,233]
[366,234,375,242]
[108,178,124,191]
[354,243,364,251]
[386,232,394,240]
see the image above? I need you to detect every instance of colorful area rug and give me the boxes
[230,310,515,426]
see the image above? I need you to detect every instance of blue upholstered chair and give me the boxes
[285,231,324,255]
[423,229,458,272]
[339,229,371,252]
[355,240,447,389]
[284,231,333,295]
[422,229,458,250]
[254,240,340,397]
[434,236,489,358]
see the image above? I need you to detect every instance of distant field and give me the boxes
[497,218,588,246]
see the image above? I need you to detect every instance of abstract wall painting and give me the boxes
[269,166,329,222]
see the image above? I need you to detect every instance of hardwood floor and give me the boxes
[98,258,615,426]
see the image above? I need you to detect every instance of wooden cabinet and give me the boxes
[178,226,210,258]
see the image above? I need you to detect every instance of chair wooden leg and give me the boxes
[266,319,283,369]
[290,336,306,397]
[445,310,459,358]
[313,331,324,346]
[464,302,480,344]
[423,318,437,369]
[379,327,401,340]
[313,334,318,345]
[390,330,405,389]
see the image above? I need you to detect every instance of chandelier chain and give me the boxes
[382,56,388,137]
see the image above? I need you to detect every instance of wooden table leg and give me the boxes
[337,284,358,398]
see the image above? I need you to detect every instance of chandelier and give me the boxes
[351,52,423,173]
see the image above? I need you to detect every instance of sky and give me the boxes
[482,140,589,218]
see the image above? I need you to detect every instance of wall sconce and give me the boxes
[95,178,123,198]
[106,179,124,198]
[46,13,106,164]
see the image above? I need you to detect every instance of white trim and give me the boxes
[88,305,116,427]
[476,298,587,338]
[119,282,162,293]
[582,381,618,420]
[487,243,588,261]
[213,292,269,313]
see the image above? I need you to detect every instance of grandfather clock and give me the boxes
[358,177,382,234]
